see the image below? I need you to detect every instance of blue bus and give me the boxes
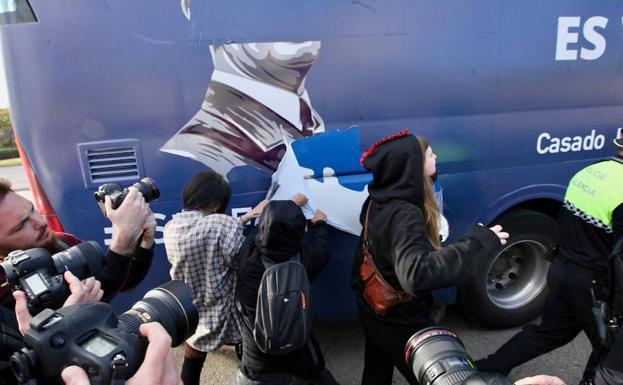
[2,0,622,328]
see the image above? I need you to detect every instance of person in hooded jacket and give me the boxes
[352,129,509,385]
[234,198,339,385]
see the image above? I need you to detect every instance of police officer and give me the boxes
[476,134,623,384]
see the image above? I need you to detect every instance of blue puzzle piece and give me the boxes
[292,127,368,191]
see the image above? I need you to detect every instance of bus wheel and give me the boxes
[459,209,559,329]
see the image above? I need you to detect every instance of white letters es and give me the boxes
[555,16,609,61]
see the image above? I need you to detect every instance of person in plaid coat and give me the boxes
[164,170,266,385]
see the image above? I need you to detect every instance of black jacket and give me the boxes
[236,201,330,379]
[352,134,501,325]
[0,306,21,385]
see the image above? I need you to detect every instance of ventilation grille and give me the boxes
[78,139,145,188]
[86,146,139,182]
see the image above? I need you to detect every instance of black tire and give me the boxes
[459,209,559,329]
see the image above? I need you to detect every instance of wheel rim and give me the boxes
[486,240,549,310]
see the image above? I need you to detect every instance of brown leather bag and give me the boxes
[359,202,413,316]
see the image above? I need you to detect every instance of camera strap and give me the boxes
[111,354,129,385]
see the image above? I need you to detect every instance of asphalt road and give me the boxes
[0,164,591,385]
[173,306,591,385]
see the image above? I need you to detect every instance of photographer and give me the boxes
[0,177,155,304]
[60,322,183,385]
[0,177,153,384]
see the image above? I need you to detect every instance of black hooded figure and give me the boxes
[235,200,339,385]
[351,131,504,385]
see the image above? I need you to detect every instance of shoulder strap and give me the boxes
[363,201,371,251]
[362,201,414,301]
[362,201,387,273]
[260,254,301,269]
[236,298,254,333]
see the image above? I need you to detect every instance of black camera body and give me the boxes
[13,303,146,385]
[0,242,104,315]
[11,280,199,385]
[405,327,513,385]
[94,177,160,214]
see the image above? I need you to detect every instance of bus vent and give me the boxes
[77,139,145,188]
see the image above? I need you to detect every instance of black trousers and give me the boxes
[357,306,429,385]
[476,258,609,380]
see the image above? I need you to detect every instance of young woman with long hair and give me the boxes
[351,130,509,385]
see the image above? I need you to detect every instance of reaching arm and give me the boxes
[390,205,502,295]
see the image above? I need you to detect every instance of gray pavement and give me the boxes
[175,307,591,385]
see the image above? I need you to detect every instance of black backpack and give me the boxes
[239,254,312,356]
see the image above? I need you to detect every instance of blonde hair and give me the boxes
[416,136,441,250]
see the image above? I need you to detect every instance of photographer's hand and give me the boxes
[106,189,149,256]
[515,375,567,385]
[80,276,104,303]
[60,323,182,385]
[140,209,157,249]
[13,271,103,335]
[126,323,183,385]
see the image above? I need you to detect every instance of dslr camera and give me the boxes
[94,177,160,214]
[11,280,198,385]
[0,242,104,315]
[405,327,513,385]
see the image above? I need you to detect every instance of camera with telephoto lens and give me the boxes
[11,280,199,385]
[93,177,160,214]
[405,327,513,385]
[0,242,104,315]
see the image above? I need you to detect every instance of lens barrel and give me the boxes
[117,280,198,346]
[405,327,476,385]
[52,241,104,279]
[133,177,160,203]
